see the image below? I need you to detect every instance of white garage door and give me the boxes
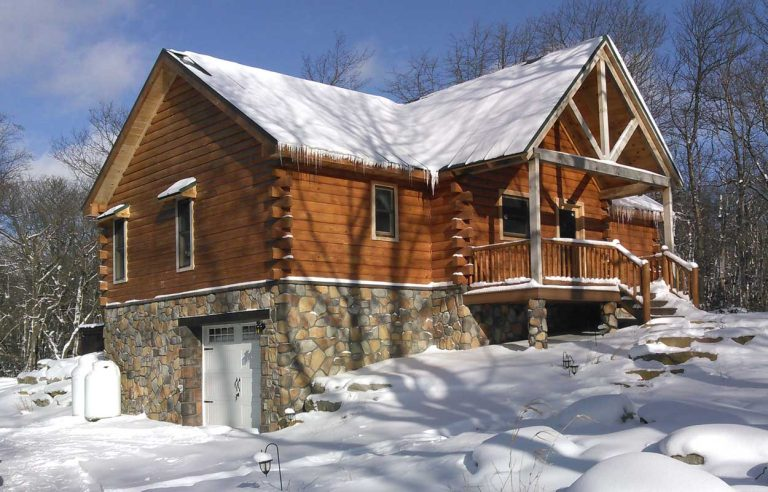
[203,323,261,429]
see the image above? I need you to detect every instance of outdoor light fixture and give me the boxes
[255,442,283,490]
[284,407,296,424]
[562,352,579,376]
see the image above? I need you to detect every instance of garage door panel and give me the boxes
[203,324,261,429]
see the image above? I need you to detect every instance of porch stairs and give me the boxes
[620,291,683,321]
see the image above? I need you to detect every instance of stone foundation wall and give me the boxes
[106,282,613,431]
[432,287,489,349]
[104,285,274,426]
[104,281,489,432]
[273,284,488,420]
[468,303,528,344]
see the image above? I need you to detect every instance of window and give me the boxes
[113,219,127,282]
[372,184,398,240]
[242,325,259,341]
[176,199,194,270]
[501,195,529,238]
[207,326,234,343]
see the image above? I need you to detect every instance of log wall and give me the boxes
[103,77,273,302]
[288,167,433,284]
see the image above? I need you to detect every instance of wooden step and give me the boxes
[651,307,678,317]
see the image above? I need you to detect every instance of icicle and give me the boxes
[277,142,441,193]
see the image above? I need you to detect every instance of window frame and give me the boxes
[498,190,530,241]
[113,218,128,283]
[176,198,195,272]
[371,182,399,242]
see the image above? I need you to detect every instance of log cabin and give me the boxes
[84,36,699,431]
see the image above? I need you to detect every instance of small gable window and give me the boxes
[372,184,398,240]
[113,219,127,283]
[501,195,529,238]
[176,199,194,271]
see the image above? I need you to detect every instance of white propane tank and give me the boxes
[71,353,100,417]
[84,360,121,421]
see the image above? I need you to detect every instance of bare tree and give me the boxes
[0,177,100,371]
[445,21,496,84]
[301,32,374,90]
[383,51,443,103]
[531,0,667,115]
[0,113,30,185]
[51,102,127,184]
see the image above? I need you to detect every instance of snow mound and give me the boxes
[568,452,733,492]
[17,356,81,384]
[470,426,584,491]
[660,424,768,465]
[557,394,637,428]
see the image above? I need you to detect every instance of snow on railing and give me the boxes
[610,239,648,267]
[661,246,698,270]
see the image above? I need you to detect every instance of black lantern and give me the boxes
[255,443,282,490]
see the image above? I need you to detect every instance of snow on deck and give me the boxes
[168,37,603,184]
[3,304,768,490]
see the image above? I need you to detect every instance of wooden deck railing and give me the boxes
[472,240,530,283]
[541,238,616,279]
[471,238,653,321]
[644,246,700,307]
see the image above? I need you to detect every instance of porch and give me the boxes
[464,237,700,323]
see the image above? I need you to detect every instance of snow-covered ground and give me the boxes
[2,298,767,491]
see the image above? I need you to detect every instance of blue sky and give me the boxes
[0,0,679,177]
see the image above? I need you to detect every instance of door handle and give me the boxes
[234,377,241,401]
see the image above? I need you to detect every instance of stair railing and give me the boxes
[609,240,651,322]
[644,246,700,307]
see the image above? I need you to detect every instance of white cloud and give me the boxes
[0,0,148,107]
[24,153,74,180]
[45,39,147,105]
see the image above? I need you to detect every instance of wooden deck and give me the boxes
[465,238,699,319]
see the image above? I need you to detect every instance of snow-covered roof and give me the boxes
[96,203,128,220]
[157,177,196,199]
[166,37,603,183]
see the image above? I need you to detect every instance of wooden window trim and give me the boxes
[555,199,585,240]
[371,182,399,242]
[498,189,530,241]
[176,198,195,272]
[113,218,128,284]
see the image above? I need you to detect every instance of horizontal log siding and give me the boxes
[289,168,433,283]
[104,78,272,302]
[606,219,660,258]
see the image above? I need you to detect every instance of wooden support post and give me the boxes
[528,156,542,283]
[691,266,700,308]
[641,262,652,323]
[662,187,675,251]
[661,253,670,286]
[597,58,610,157]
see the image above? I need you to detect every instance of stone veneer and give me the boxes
[469,303,528,344]
[527,299,549,349]
[104,286,273,426]
[600,302,619,332]
[104,281,488,432]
